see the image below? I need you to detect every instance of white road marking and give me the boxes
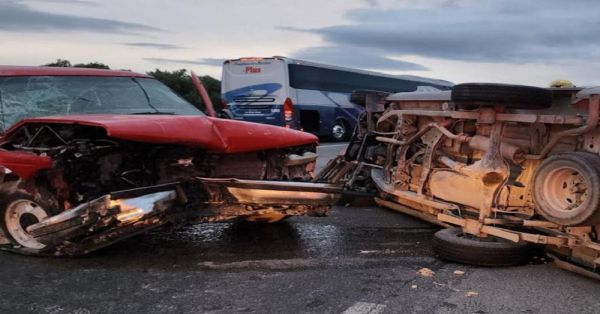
[342,302,386,314]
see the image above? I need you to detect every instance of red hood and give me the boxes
[7,115,318,153]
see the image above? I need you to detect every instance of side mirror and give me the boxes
[190,71,217,117]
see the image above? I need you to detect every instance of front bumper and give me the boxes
[25,177,342,256]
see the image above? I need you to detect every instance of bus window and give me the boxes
[288,64,444,93]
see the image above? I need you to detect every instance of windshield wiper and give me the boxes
[131,111,175,115]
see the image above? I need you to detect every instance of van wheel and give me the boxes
[452,83,553,109]
[432,228,533,266]
[331,120,348,142]
[0,191,54,255]
[532,152,600,226]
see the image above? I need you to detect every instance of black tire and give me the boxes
[532,152,600,226]
[331,120,349,142]
[0,190,55,255]
[451,83,553,109]
[432,227,533,267]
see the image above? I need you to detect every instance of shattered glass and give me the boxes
[0,76,203,131]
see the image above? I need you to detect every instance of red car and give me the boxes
[0,66,339,256]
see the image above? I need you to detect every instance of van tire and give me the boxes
[331,120,349,142]
[451,83,553,109]
[432,227,533,267]
[532,152,600,226]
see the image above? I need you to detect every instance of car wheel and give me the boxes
[432,227,534,267]
[532,152,600,226]
[0,191,53,255]
[331,120,348,142]
[451,83,553,109]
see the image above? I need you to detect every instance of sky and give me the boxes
[1,0,600,86]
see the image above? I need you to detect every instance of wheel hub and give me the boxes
[542,167,589,212]
[332,124,345,139]
[4,199,48,249]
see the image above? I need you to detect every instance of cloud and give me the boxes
[0,1,160,34]
[291,46,427,71]
[294,0,600,64]
[25,0,100,6]
[124,42,183,50]
[144,57,225,66]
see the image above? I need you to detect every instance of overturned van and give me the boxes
[318,83,600,279]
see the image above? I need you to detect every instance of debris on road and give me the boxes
[417,268,435,277]
[465,291,479,297]
[453,270,465,276]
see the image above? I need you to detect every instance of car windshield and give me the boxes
[0,76,204,130]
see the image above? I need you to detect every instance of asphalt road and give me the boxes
[2,143,600,314]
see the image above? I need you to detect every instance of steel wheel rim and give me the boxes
[4,199,47,249]
[332,124,345,140]
[542,166,588,213]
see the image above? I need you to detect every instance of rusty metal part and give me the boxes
[375,197,448,227]
[378,109,585,126]
[283,152,318,166]
[375,121,469,146]
[372,169,458,210]
[200,177,342,206]
[468,135,525,163]
[550,254,600,281]
[429,170,483,209]
[528,94,600,159]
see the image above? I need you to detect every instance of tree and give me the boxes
[44,59,110,69]
[44,59,72,67]
[73,62,110,69]
[146,69,221,112]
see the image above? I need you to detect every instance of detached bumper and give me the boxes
[25,178,341,256]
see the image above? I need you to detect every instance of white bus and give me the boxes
[221,56,452,141]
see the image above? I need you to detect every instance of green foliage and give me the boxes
[44,59,110,69]
[44,59,72,67]
[146,69,222,112]
[73,62,110,69]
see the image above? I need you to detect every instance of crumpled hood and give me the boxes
[7,114,318,153]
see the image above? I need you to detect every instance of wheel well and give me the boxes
[299,109,320,132]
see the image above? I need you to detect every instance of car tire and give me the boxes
[532,152,600,226]
[432,227,533,267]
[0,190,54,255]
[331,120,349,142]
[451,83,553,109]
